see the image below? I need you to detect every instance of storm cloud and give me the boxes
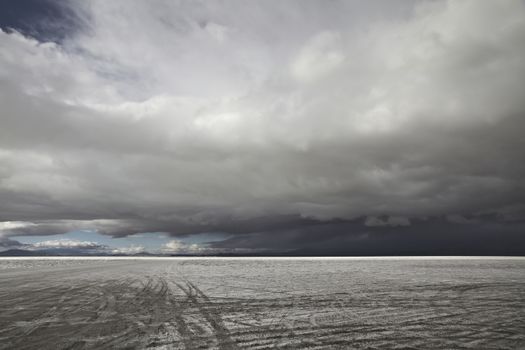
[1,0,524,254]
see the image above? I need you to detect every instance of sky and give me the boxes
[0,0,524,255]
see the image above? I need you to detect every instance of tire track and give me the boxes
[164,286,195,350]
[2,259,524,350]
[4,285,84,349]
[71,278,136,348]
[94,277,162,349]
[175,280,240,350]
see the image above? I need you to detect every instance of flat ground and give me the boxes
[0,257,524,349]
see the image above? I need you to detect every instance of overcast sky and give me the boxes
[0,0,524,255]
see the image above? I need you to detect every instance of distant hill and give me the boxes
[0,249,47,256]
[0,248,158,257]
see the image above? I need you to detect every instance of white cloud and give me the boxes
[205,22,229,43]
[291,31,345,82]
[111,245,145,255]
[164,240,184,251]
[0,221,36,232]
[163,240,206,254]
[32,239,104,249]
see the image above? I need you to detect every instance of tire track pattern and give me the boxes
[0,259,524,349]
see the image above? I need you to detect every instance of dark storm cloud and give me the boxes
[0,0,84,43]
[209,218,525,256]
[0,0,524,254]
[0,236,25,248]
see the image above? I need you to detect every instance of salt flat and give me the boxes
[0,257,524,349]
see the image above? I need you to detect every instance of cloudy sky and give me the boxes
[1,0,524,255]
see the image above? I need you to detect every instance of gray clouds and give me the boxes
[0,1,524,249]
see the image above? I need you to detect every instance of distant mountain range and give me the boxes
[0,249,46,257]
[1,248,524,257]
[0,248,156,257]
